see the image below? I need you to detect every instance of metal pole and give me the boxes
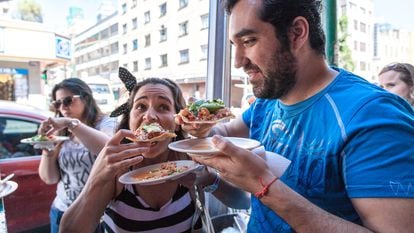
[206,0,231,105]
[323,0,337,66]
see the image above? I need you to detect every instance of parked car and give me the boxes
[0,100,55,232]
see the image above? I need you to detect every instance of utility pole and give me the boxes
[323,0,337,66]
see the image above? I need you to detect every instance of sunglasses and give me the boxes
[52,95,80,109]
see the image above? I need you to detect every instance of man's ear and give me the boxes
[289,16,309,52]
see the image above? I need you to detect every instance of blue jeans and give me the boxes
[49,206,64,233]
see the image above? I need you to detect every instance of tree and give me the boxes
[17,0,43,23]
[337,15,355,71]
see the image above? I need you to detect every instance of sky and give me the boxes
[11,0,414,32]
[374,0,414,31]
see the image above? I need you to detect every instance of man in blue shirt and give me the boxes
[177,0,414,232]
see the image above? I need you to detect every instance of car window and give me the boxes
[0,117,41,159]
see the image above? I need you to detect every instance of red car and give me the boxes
[0,100,55,232]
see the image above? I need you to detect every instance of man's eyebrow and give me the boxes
[234,28,257,39]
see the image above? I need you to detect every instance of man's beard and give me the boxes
[251,48,297,99]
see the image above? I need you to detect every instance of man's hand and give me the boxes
[192,135,276,195]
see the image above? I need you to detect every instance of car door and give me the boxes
[0,115,55,232]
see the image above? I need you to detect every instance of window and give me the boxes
[353,20,358,30]
[179,49,189,64]
[145,57,152,70]
[123,43,127,54]
[110,24,118,35]
[160,54,168,67]
[360,61,366,71]
[132,18,137,29]
[179,0,188,9]
[123,63,128,68]
[360,42,366,52]
[133,61,138,71]
[131,0,137,8]
[0,117,40,159]
[132,39,138,50]
[354,41,357,50]
[145,34,151,47]
[122,23,127,34]
[179,21,188,37]
[159,25,167,42]
[144,11,151,24]
[122,3,127,14]
[200,14,209,30]
[200,44,208,60]
[159,3,167,17]
[360,22,366,33]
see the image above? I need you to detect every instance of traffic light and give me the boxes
[41,70,47,84]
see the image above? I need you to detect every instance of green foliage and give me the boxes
[338,16,355,71]
[17,0,43,23]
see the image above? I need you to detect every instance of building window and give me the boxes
[122,3,127,14]
[110,24,118,35]
[354,41,357,50]
[145,57,151,70]
[179,0,188,9]
[179,49,189,64]
[145,34,151,47]
[160,54,168,67]
[133,61,138,71]
[132,39,138,50]
[159,3,167,17]
[360,61,366,71]
[200,14,209,30]
[144,11,151,24]
[131,0,137,8]
[122,23,127,34]
[200,44,208,60]
[123,43,127,54]
[179,21,188,37]
[123,63,128,68]
[360,22,366,33]
[132,18,137,29]
[360,42,366,52]
[353,20,358,30]
[159,25,167,42]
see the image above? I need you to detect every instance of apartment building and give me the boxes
[372,23,414,80]
[338,0,375,82]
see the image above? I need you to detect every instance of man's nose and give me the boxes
[234,46,248,69]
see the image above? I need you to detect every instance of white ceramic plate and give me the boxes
[168,137,261,155]
[20,136,70,145]
[0,181,18,198]
[119,160,202,185]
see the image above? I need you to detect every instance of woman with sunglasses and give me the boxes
[37,78,117,233]
[379,62,414,106]
[59,69,248,233]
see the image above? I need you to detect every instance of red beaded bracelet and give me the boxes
[254,176,279,199]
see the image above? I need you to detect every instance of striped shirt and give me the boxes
[102,184,202,233]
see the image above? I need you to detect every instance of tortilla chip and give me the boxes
[179,113,235,124]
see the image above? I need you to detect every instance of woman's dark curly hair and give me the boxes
[222,0,326,56]
[52,78,103,129]
[117,77,187,141]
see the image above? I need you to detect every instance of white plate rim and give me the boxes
[118,160,201,185]
[20,136,70,145]
[0,181,18,198]
[168,137,261,155]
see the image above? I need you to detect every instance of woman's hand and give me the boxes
[174,115,214,138]
[38,117,71,135]
[88,129,148,187]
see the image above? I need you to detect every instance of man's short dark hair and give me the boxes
[222,0,326,56]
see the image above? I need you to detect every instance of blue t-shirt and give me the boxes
[242,68,414,232]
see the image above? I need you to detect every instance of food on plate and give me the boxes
[178,99,235,123]
[132,162,189,181]
[31,134,55,142]
[127,122,176,142]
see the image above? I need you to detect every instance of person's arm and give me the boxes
[60,130,147,233]
[41,117,111,155]
[38,148,60,184]
[194,136,414,233]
